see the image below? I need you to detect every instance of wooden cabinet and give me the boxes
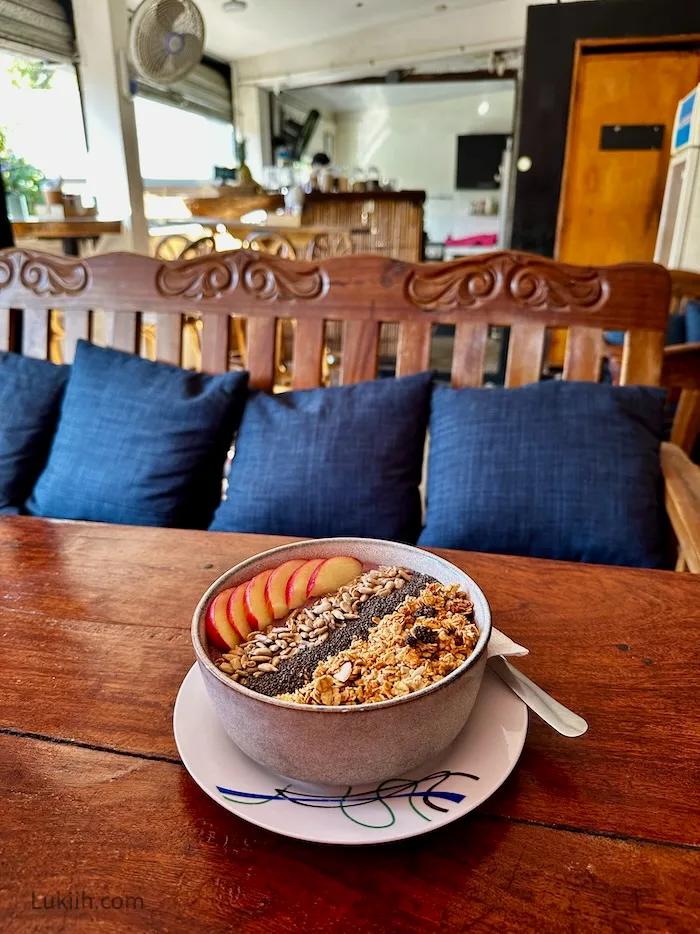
[302,191,425,262]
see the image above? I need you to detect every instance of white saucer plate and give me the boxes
[173,664,528,845]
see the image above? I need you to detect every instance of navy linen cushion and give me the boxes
[0,353,69,514]
[210,372,433,542]
[419,381,666,568]
[26,341,248,528]
[686,301,700,343]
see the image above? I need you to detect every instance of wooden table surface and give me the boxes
[11,218,123,240]
[0,517,698,933]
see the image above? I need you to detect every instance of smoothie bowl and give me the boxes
[192,538,492,785]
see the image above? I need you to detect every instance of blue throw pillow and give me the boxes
[210,372,433,542]
[686,301,700,343]
[419,381,666,568]
[0,353,69,514]
[26,341,249,528]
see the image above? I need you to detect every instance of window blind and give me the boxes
[134,59,233,124]
[0,0,75,61]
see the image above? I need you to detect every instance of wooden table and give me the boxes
[11,218,123,255]
[1,518,698,933]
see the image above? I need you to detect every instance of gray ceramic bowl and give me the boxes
[192,538,492,785]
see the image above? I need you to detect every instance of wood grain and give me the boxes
[0,249,671,332]
[661,442,700,573]
[200,312,229,374]
[0,307,9,351]
[2,733,699,934]
[61,309,90,364]
[663,341,700,390]
[621,329,665,386]
[155,313,182,366]
[1,518,699,850]
[563,325,602,381]
[246,316,277,391]
[556,48,700,265]
[395,320,432,377]
[451,322,489,387]
[11,218,122,240]
[671,389,700,455]
[292,318,325,388]
[504,323,546,387]
[21,309,48,359]
[343,320,379,383]
[102,311,138,355]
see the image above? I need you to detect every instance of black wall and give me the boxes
[511,0,700,257]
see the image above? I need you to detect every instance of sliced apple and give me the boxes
[227,582,254,639]
[286,558,325,609]
[205,587,240,650]
[244,569,275,630]
[307,556,363,599]
[264,559,306,619]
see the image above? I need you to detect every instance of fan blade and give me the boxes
[154,0,187,34]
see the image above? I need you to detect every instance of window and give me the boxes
[0,50,88,182]
[134,97,234,184]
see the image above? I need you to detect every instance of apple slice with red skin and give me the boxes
[227,582,255,638]
[244,569,275,630]
[264,559,306,619]
[205,587,240,650]
[307,556,363,599]
[286,558,325,609]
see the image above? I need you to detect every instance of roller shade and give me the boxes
[134,59,233,124]
[0,0,75,61]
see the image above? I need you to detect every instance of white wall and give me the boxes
[278,92,337,164]
[72,0,147,252]
[334,86,514,242]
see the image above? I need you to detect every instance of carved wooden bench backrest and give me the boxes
[0,248,670,390]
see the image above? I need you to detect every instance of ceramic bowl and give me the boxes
[191,538,492,785]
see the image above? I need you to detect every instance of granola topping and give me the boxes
[276,582,478,706]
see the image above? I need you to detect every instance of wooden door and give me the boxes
[557,46,700,265]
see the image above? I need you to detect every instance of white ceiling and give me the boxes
[287,79,514,113]
[136,0,495,62]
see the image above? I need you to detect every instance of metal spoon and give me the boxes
[488,656,588,737]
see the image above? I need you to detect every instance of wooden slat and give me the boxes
[292,318,325,389]
[62,309,91,364]
[342,320,379,384]
[563,325,602,381]
[156,313,182,366]
[661,442,700,575]
[620,329,665,386]
[395,320,432,377]
[200,313,229,374]
[504,323,546,387]
[670,390,700,456]
[246,317,276,391]
[21,309,49,359]
[103,311,138,354]
[451,322,489,388]
[0,308,9,351]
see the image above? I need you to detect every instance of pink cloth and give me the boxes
[445,233,498,247]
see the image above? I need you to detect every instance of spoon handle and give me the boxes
[488,656,588,738]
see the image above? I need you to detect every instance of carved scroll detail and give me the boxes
[0,250,90,296]
[157,255,237,300]
[0,254,13,289]
[242,256,327,301]
[156,251,328,302]
[406,253,608,313]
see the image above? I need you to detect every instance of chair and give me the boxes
[1,248,697,570]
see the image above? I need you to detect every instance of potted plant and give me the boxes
[0,128,44,219]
